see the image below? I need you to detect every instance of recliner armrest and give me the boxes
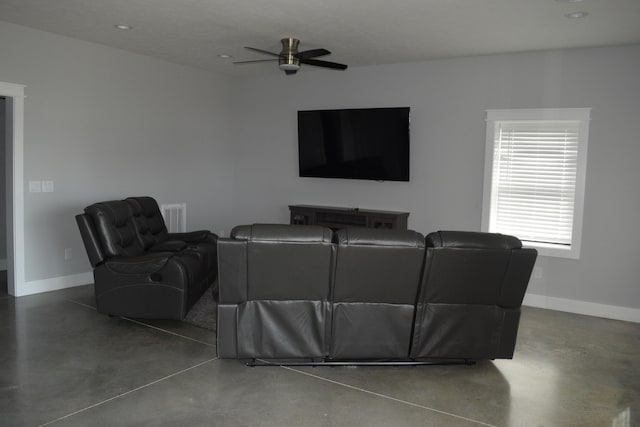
[104,253,174,274]
[149,241,188,252]
[168,231,217,245]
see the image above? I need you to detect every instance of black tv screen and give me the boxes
[298,107,410,181]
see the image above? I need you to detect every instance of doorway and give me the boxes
[0,81,25,296]
[1,97,6,295]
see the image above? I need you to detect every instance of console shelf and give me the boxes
[289,205,409,230]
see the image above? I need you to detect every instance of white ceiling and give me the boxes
[1,0,639,76]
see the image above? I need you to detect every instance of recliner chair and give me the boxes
[329,228,425,360]
[76,197,217,320]
[217,224,335,359]
[410,231,537,360]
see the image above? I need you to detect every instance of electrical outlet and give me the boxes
[64,248,72,261]
[534,267,543,279]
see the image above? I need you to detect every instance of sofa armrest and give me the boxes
[75,213,106,267]
[104,253,174,275]
[217,238,247,303]
[168,231,218,245]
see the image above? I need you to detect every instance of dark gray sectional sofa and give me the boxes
[217,224,537,363]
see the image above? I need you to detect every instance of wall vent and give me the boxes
[160,203,186,233]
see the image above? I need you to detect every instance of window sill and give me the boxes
[521,241,580,259]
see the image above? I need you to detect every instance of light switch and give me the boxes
[29,181,42,193]
[42,180,54,193]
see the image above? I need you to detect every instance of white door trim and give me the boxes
[1,81,25,296]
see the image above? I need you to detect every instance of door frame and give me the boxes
[1,81,25,296]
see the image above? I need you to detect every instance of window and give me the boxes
[482,108,590,259]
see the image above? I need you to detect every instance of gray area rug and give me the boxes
[184,286,217,331]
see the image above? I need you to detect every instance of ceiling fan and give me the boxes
[234,38,348,75]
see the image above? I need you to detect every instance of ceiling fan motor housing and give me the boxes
[279,38,301,70]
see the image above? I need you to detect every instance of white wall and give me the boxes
[230,45,640,314]
[0,21,236,286]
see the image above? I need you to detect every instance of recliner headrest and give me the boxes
[129,196,162,217]
[426,231,522,250]
[85,200,131,227]
[126,197,168,242]
[231,224,333,243]
[335,228,425,248]
[84,200,145,257]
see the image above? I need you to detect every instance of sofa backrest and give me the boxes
[84,200,146,258]
[411,230,537,360]
[126,197,169,245]
[330,228,425,359]
[217,224,336,358]
[230,224,335,301]
[333,228,425,304]
[421,231,535,307]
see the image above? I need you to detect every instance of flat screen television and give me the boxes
[298,107,410,182]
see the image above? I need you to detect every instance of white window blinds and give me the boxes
[489,120,580,246]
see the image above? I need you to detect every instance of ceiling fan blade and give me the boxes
[296,48,331,60]
[285,70,298,75]
[233,59,279,64]
[244,46,282,57]
[300,58,348,70]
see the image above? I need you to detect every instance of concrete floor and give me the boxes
[1,272,639,426]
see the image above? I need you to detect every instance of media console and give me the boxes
[289,205,409,230]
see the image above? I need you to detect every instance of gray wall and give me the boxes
[230,45,640,310]
[0,97,5,263]
[1,19,638,311]
[0,21,237,283]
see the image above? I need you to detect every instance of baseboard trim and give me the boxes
[523,293,640,324]
[19,272,93,297]
[0,258,6,271]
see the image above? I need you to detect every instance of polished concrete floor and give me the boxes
[1,272,639,426]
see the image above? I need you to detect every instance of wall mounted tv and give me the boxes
[298,107,410,182]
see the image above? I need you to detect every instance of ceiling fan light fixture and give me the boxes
[279,62,301,71]
[279,38,301,71]
[564,11,589,19]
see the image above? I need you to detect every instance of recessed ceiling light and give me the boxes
[218,54,233,59]
[556,0,583,3]
[565,11,589,18]
[114,24,133,30]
